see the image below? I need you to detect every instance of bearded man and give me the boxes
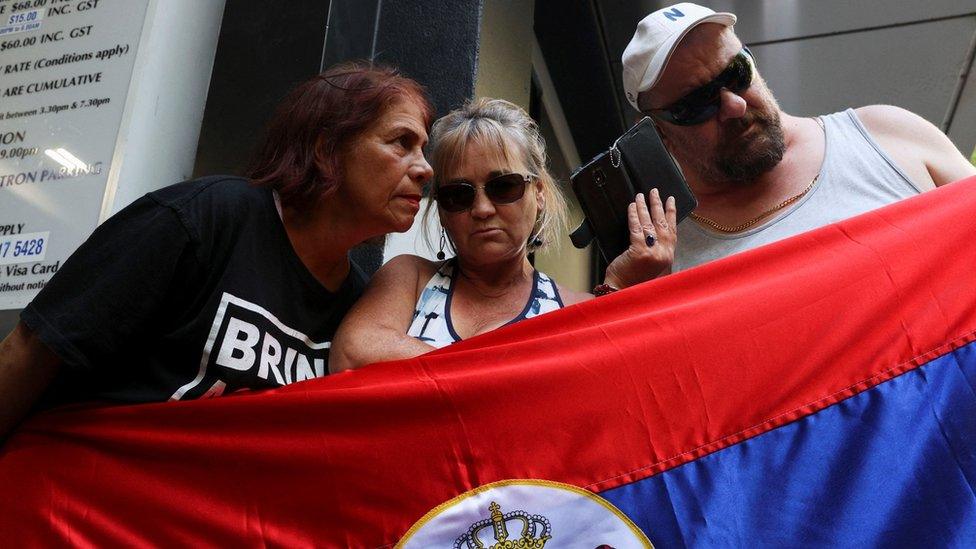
[622,3,976,271]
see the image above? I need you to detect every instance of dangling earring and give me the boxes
[436,228,447,260]
[530,209,544,249]
[528,229,543,249]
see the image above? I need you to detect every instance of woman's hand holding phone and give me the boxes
[603,188,677,290]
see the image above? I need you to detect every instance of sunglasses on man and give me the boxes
[646,47,754,126]
[436,173,531,213]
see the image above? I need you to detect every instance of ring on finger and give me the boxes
[645,232,656,247]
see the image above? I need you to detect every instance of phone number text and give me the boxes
[0,231,48,265]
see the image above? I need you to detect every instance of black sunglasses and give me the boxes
[648,47,754,126]
[436,173,531,213]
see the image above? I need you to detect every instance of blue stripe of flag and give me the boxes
[601,341,976,548]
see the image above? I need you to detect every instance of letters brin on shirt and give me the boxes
[170,293,330,401]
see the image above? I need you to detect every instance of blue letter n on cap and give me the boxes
[663,8,685,22]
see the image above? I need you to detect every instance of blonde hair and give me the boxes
[424,98,567,254]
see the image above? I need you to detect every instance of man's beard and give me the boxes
[713,107,786,184]
[677,105,787,186]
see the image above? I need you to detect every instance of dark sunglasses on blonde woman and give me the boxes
[436,173,531,213]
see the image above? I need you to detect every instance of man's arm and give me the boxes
[857,105,976,189]
[329,255,436,374]
[0,322,61,441]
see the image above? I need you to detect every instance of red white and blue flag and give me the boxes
[2,177,975,547]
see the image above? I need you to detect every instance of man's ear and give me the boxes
[636,90,655,114]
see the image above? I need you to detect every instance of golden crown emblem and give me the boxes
[454,501,552,549]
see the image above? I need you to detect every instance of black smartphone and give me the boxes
[570,117,697,262]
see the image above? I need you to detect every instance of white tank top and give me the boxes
[674,109,923,271]
[406,259,564,348]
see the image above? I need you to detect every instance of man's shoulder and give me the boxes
[851,105,975,188]
[852,105,934,140]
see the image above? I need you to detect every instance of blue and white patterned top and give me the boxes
[406,259,564,348]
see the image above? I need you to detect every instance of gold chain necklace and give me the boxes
[689,174,819,233]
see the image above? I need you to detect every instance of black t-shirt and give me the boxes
[22,176,367,405]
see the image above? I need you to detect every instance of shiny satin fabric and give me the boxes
[1,177,975,547]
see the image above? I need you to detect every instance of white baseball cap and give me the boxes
[621,2,736,111]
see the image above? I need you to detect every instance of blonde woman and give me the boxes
[330,98,675,372]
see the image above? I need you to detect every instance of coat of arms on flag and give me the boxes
[398,479,651,548]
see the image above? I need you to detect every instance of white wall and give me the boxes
[101,0,226,218]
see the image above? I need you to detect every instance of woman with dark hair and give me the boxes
[0,62,434,440]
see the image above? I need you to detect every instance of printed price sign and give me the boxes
[0,8,43,37]
[0,0,151,308]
